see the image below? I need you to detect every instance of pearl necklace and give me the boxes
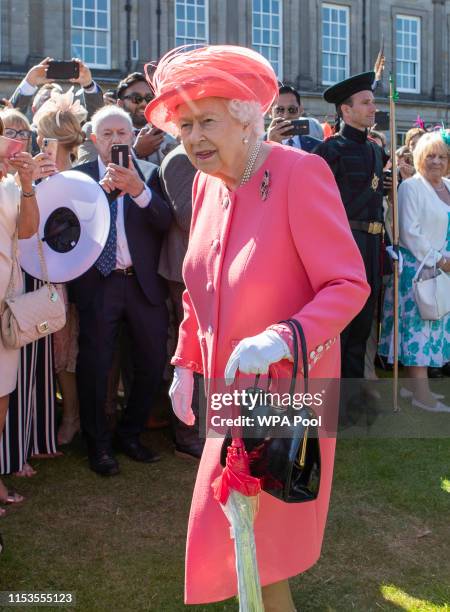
[433,183,447,192]
[240,141,262,186]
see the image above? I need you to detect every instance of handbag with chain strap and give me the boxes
[0,221,66,350]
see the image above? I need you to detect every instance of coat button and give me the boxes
[206,281,214,293]
[207,325,213,334]
[222,196,230,209]
[212,239,220,253]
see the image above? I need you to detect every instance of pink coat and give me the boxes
[172,143,370,604]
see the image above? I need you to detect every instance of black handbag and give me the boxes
[220,318,321,503]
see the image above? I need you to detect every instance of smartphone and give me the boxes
[374,111,390,131]
[46,60,79,80]
[41,137,58,162]
[0,135,25,159]
[285,119,310,137]
[111,144,129,168]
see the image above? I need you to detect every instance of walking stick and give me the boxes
[389,74,400,411]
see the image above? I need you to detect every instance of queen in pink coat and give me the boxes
[146,46,370,610]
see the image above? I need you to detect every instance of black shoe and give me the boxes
[119,438,161,463]
[89,449,120,476]
[441,363,450,377]
[174,444,203,461]
[428,367,444,379]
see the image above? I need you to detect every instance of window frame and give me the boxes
[251,0,283,80]
[174,0,209,48]
[71,0,111,70]
[395,14,421,94]
[321,2,350,86]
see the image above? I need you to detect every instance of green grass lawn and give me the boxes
[0,423,449,611]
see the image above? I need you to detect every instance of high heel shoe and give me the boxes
[411,398,450,413]
[400,387,444,400]
[57,416,80,446]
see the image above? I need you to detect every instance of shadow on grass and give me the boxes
[0,432,449,611]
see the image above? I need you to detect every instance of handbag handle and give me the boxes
[413,247,437,282]
[279,318,308,395]
[248,319,308,396]
[5,209,52,301]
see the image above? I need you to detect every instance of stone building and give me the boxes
[0,0,449,140]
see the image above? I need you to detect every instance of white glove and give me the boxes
[169,367,195,426]
[386,246,404,274]
[224,330,292,386]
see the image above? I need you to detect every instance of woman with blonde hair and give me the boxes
[0,116,40,511]
[0,108,57,479]
[380,131,450,411]
[1,109,34,154]
[33,89,87,446]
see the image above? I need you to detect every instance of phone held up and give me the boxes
[41,138,58,163]
[0,135,25,160]
[285,119,310,137]
[46,60,80,81]
[111,144,129,168]
[104,145,130,203]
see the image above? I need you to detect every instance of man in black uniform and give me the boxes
[314,71,389,383]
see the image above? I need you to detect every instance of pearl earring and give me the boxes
[243,136,249,144]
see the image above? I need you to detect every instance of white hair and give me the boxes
[91,105,133,134]
[227,99,265,138]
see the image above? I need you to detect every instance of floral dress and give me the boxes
[379,211,450,366]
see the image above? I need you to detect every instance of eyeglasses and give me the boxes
[273,106,300,116]
[121,93,153,104]
[4,128,32,139]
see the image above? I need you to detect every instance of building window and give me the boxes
[322,3,349,85]
[396,15,420,93]
[175,0,208,47]
[252,0,282,79]
[71,0,110,69]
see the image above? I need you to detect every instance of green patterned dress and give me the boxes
[379,212,450,366]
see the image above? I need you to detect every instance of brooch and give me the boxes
[260,170,270,201]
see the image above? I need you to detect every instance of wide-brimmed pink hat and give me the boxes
[144,45,278,137]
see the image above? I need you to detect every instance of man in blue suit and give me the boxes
[71,106,172,476]
[266,85,323,152]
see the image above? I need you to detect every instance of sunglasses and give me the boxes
[4,128,32,139]
[122,93,153,104]
[273,106,300,116]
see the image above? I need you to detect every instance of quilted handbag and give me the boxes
[0,227,66,350]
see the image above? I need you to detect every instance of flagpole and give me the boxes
[389,74,400,412]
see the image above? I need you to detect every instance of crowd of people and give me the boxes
[0,47,449,607]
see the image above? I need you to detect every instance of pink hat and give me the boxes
[144,45,279,137]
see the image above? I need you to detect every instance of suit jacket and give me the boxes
[69,157,172,309]
[158,144,196,283]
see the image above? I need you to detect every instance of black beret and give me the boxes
[323,71,375,106]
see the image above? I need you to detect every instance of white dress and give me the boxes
[0,175,22,396]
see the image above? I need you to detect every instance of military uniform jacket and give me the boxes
[314,123,388,287]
